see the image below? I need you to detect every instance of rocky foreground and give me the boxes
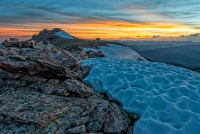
[0,40,135,133]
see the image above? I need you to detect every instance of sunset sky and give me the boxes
[0,0,200,40]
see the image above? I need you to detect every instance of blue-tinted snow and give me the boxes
[81,58,200,134]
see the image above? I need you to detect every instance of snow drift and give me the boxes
[84,44,146,60]
[81,58,200,134]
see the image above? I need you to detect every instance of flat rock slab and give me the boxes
[0,90,74,126]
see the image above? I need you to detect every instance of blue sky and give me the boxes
[0,0,200,40]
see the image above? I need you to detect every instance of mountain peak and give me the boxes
[31,28,74,44]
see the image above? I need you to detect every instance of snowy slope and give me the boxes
[101,44,145,60]
[84,44,146,60]
[54,31,74,39]
[81,58,200,134]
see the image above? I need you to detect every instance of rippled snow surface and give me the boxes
[81,58,200,134]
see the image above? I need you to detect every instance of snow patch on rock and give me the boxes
[83,48,99,53]
[54,31,74,39]
[81,58,200,134]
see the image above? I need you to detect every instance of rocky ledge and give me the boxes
[0,41,135,133]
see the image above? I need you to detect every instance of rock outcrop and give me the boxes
[0,42,133,133]
[0,90,131,133]
[0,43,79,79]
[64,44,105,60]
[2,39,33,48]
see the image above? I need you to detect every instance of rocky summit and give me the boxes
[0,40,134,133]
[30,28,74,44]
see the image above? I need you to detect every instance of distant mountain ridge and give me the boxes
[120,41,200,72]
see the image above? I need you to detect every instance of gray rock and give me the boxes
[7,47,20,55]
[0,69,9,79]
[0,90,133,133]
[71,65,90,80]
[64,44,88,61]
[127,126,134,134]
[19,41,32,48]
[0,115,4,123]
[2,39,12,47]
[103,102,131,133]
[72,116,90,126]
[47,79,60,86]
[0,49,7,56]
[87,99,110,132]
[63,79,94,97]
[54,83,70,97]
[0,79,28,92]
[40,83,54,95]
[0,90,73,125]
[86,50,105,58]
[66,125,87,134]
[0,38,134,133]
[0,43,78,80]
[82,133,104,134]
[9,54,26,61]
[1,122,36,134]
[28,82,41,91]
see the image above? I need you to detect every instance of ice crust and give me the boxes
[81,58,200,134]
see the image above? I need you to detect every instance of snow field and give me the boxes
[81,58,200,134]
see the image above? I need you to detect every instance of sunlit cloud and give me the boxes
[0,0,200,40]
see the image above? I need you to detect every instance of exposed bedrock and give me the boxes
[0,43,79,79]
[0,42,134,133]
[0,90,131,133]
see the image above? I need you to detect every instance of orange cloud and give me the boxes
[0,19,198,40]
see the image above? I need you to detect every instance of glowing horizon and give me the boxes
[0,0,200,41]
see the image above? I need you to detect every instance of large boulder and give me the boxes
[71,65,90,80]
[64,44,88,60]
[60,79,94,97]
[39,79,94,97]
[19,41,32,48]
[103,102,131,133]
[2,39,12,47]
